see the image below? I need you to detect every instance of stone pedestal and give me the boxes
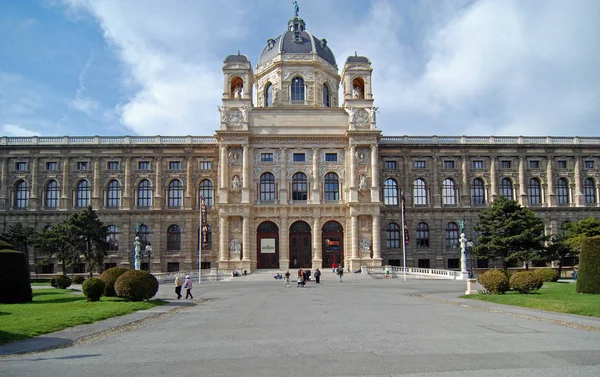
[465,278,478,295]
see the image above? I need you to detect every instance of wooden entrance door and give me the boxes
[289,221,312,268]
[256,221,279,269]
[322,221,344,269]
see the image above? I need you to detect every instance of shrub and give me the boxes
[99,267,129,297]
[0,249,32,303]
[51,275,72,289]
[114,270,159,302]
[72,275,86,284]
[477,269,509,294]
[509,271,544,293]
[82,278,105,302]
[533,268,559,283]
[577,236,600,294]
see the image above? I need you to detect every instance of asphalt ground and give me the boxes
[1,274,600,377]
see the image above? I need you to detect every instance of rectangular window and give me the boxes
[46,162,58,170]
[169,161,181,170]
[199,161,212,170]
[167,262,180,272]
[414,160,426,169]
[261,153,273,162]
[447,259,460,269]
[40,263,54,274]
[385,161,397,169]
[16,162,27,171]
[443,160,455,169]
[472,160,483,169]
[585,160,594,169]
[293,153,305,162]
[529,160,539,169]
[325,153,337,162]
[476,259,489,268]
[501,160,511,169]
[557,160,567,169]
[107,161,120,170]
[138,161,150,170]
[200,262,211,270]
[77,161,89,170]
[418,259,430,269]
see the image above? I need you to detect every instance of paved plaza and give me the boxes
[2,274,600,376]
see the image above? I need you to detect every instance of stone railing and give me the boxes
[0,136,217,146]
[153,269,232,282]
[366,266,460,280]
[379,136,600,145]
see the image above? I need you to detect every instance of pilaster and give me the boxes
[311,148,320,203]
[490,157,497,202]
[242,145,250,203]
[461,156,470,207]
[574,157,583,206]
[219,215,229,263]
[29,157,39,209]
[518,156,527,206]
[279,148,288,203]
[370,144,380,202]
[0,158,7,209]
[60,157,70,209]
[372,215,382,265]
[242,215,250,261]
[153,157,163,209]
[312,216,322,269]
[123,157,132,209]
[279,209,289,269]
[348,145,357,202]
[546,157,556,206]
[185,157,193,210]
[92,158,101,208]
[350,215,359,269]
[432,155,440,208]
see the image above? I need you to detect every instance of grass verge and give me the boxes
[463,282,600,318]
[0,289,166,345]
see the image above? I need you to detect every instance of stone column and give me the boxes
[242,215,250,261]
[351,215,359,269]
[461,156,470,207]
[0,158,8,209]
[348,145,357,202]
[185,157,193,209]
[60,158,70,208]
[219,145,228,203]
[432,156,440,208]
[279,209,289,269]
[546,157,555,206]
[312,217,322,269]
[311,148,320,203]
[518,156,527,206]
[490,157,497,202]
[574,157,583,206]
[92,158,101,208]
[123,157,131,209]
[242,145,250,203]
[280,148,287,203]
[29,158,39,209]
[371,144,380,202]
[372,215,381,265]
[153,157,162,209]
[219,215,229,262]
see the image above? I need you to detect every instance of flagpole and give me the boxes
[198,195,202,285]
[401,195,407,282]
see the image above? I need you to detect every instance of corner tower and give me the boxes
[341,54,378,130]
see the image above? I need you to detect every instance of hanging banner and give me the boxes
[402,196,410,245]
[200,195,208,248]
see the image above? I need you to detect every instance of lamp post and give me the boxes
[144,243,152,273]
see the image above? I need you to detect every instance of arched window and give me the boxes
[386,223,401,248]
[413,179,427,206]
[442,178,456,206]
[384,178,398,206]
[15,180,29,208]
[167,225,181,251]
[107,180,121,208]
[324,172,339,201]
[76,180,90,208]
[557,178,569,205]
[137,179,152,207]
[199,179,213,206]
[528,178,542,205]
[292,172,307,201]
[322,84,330,107]
[446,222,459,249]
[168,179,183,207]
[45,180,59,208]
[138,224,151,248]
[584,178,597,204]
[231,77,243,99]
[471,178,485,205]
[500,178,514,200]
[260,173,275,201]
[291,77,305,101]
[416,222,429,248]
[199,224,212,250]
[265,83,273,107]
[106,225,119,251]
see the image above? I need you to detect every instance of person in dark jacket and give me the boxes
[314,268,321,284]
[338,266,344,283]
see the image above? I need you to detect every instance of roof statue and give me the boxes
[293,1,299,17]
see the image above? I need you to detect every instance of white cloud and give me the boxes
[2,124,40,137]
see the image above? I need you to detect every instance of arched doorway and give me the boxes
[322,221,344,268]
[289,221,311,268]
[257,221,279,269]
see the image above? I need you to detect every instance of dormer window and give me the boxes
[291,77,305,102]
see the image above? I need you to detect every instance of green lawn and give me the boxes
[463,282,600,317]
[0,289,166,345]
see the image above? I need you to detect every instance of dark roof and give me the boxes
[224,54,249,63]
[258,30,336,67]
[346,56,370,64]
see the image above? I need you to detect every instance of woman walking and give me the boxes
[183,275,194,299]
[174,274,183,299]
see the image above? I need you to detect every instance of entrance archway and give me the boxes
[257,221,279,269]
[289,221,311,268]
[322,221,344,268]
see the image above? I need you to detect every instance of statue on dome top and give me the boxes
[293,1,299,17]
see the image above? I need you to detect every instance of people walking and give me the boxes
[314,268,321,284]
[174,274,183,299]
[183,275,193,299]
[338,266,343,283]
[284,270,291,287]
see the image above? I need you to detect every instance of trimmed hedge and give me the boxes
[51,275,72,289]
[509,271,543,294]
[114,270,159,302]
[82,278,105,302]
[99,267,129,297]
[72,275,86,284]
[477,269,509,294]
[533,268,559,283]
[577,236,600,294]
[0,249,32,303]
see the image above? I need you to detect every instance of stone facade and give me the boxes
[1,12,599,274]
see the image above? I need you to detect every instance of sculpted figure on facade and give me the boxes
[229,239,241,254]
[353,86,363,99]
[217,105,229,122]
[366,107,378,123]
[343,105,355,122]
[360,238,371,255]
[358,174,368,192]
[231,175,242,192]
[233,85,243,98]
[240,106,251,122]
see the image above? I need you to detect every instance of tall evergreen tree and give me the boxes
[474,196,548,269]
[30,223,80,276]
[1,223,35,259]
[68,206,109,277]
[565,217,600,251]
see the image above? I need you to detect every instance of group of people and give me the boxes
[278,268,323,287]
[174,274,194,299]
[331,263,345,282]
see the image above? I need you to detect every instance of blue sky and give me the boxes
[1,0,599,137]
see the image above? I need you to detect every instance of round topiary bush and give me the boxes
[114,270,159,302]
[72,275,86,284]
[99,267,129,297]
[51,275,72,289]
[0,250,32,303]
[577,236,600,294]
[82,278,105,302]
[533,268,559,283]
[477,269,510,294]
[509,271,544,293]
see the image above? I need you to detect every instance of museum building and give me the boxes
[1,11,599,274]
